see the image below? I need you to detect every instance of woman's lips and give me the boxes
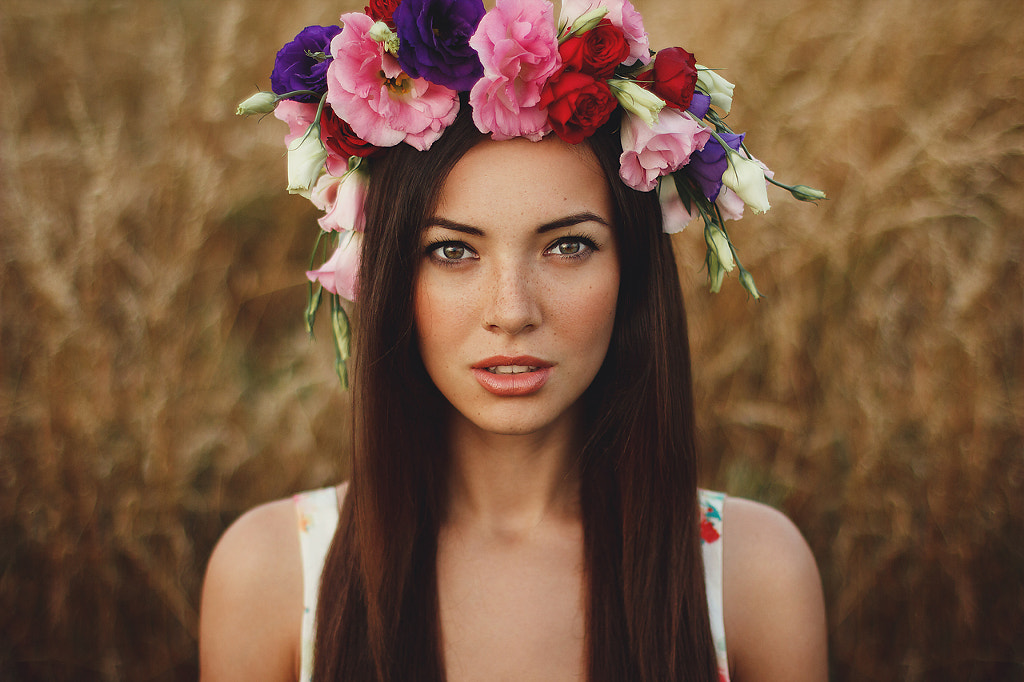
[471,356,552,396]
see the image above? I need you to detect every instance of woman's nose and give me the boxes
[481,264,540,335]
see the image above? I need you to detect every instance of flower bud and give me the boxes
[704,225,735,273]
[707,249,726,293]
[610,79,665,126]
[236,91,278,116]
[562,7,609,40]
[739,268,762,301]
[789,184,828,202]
[286,126,328,197]
[721,150,770,214]
[696,66,735,114]
[369,21,400,55]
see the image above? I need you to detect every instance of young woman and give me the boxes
[204,2,827,680]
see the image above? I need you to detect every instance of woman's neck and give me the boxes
[444,408,582,539]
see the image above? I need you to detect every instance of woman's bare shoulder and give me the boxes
[199,497,304,682]
[722,497,828,682]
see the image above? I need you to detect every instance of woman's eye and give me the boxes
[547,238,593,257]
[429,242,476,262]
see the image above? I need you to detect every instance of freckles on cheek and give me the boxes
[563,282,619,336]
[415,281,463,353]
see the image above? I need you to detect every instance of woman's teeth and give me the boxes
[487,365,538,375]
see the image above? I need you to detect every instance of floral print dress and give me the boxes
[294,487,730,681]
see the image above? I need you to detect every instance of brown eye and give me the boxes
[547,237,596,257]
[428,241,476,263]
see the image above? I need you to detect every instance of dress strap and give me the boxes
[699,489,730,681]
[294,487,341,682]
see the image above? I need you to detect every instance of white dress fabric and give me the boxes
[293,486,730,681]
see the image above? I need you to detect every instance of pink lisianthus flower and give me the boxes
[274,99,328,196]
[274,98,319,148]
[307,229,363,301]
[560,0,650,66]
[715,187,746,222]
[658,175,696,234]
[470,76,552,141]
[309,170,367,233]
[326,12,459,151]
[618,107,711,192]
[469,0,561,140]
[276,100,355,178]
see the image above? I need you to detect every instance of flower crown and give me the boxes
[237,0,825,387]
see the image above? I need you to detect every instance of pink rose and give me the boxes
[560,0,650,66]
[306,230,363,301]
[618,107,711,191]
[469,0,561,140]
[326,12,459,151]
[309,171,367,233]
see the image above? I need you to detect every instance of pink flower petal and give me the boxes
[325,12,459,151]
[306,230,362,301]
[618,108,710,191]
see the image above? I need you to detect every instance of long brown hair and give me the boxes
[313,107,719,682]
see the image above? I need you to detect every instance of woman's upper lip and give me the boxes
[471,355,552,369]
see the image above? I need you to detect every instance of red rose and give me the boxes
[540,70,618,144]
[558,36,586,72]
[364,0,401,26]
[557,19,630,80]
[320,105,378,161]
[651,47,698,110]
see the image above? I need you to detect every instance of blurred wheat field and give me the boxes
[1,0,1021,679]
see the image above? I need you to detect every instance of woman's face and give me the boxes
[414,136,620,438]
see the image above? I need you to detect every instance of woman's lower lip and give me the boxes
[472,367,552,396]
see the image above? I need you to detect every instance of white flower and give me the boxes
[609,79,665,127]
[286,127,328,197]
[721,150,770,214]
[696,66,735,114]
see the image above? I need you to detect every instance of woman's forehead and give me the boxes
[434,137,611,224]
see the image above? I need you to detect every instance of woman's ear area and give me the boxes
[721,497,829,682]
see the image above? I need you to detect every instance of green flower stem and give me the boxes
[329,294,351,389]
[306,231,329,334]
[273,89,323,101]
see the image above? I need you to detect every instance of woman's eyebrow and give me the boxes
[537,212,610,233]
[426,212,609,236]
[424,218,484,236]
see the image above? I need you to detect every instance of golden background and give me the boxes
[1,0,1021,679]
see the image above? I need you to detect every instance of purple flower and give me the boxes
[687,92,711,119]
[684,130,744,200]
[271,25,342,102]
[394,0,486,91]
